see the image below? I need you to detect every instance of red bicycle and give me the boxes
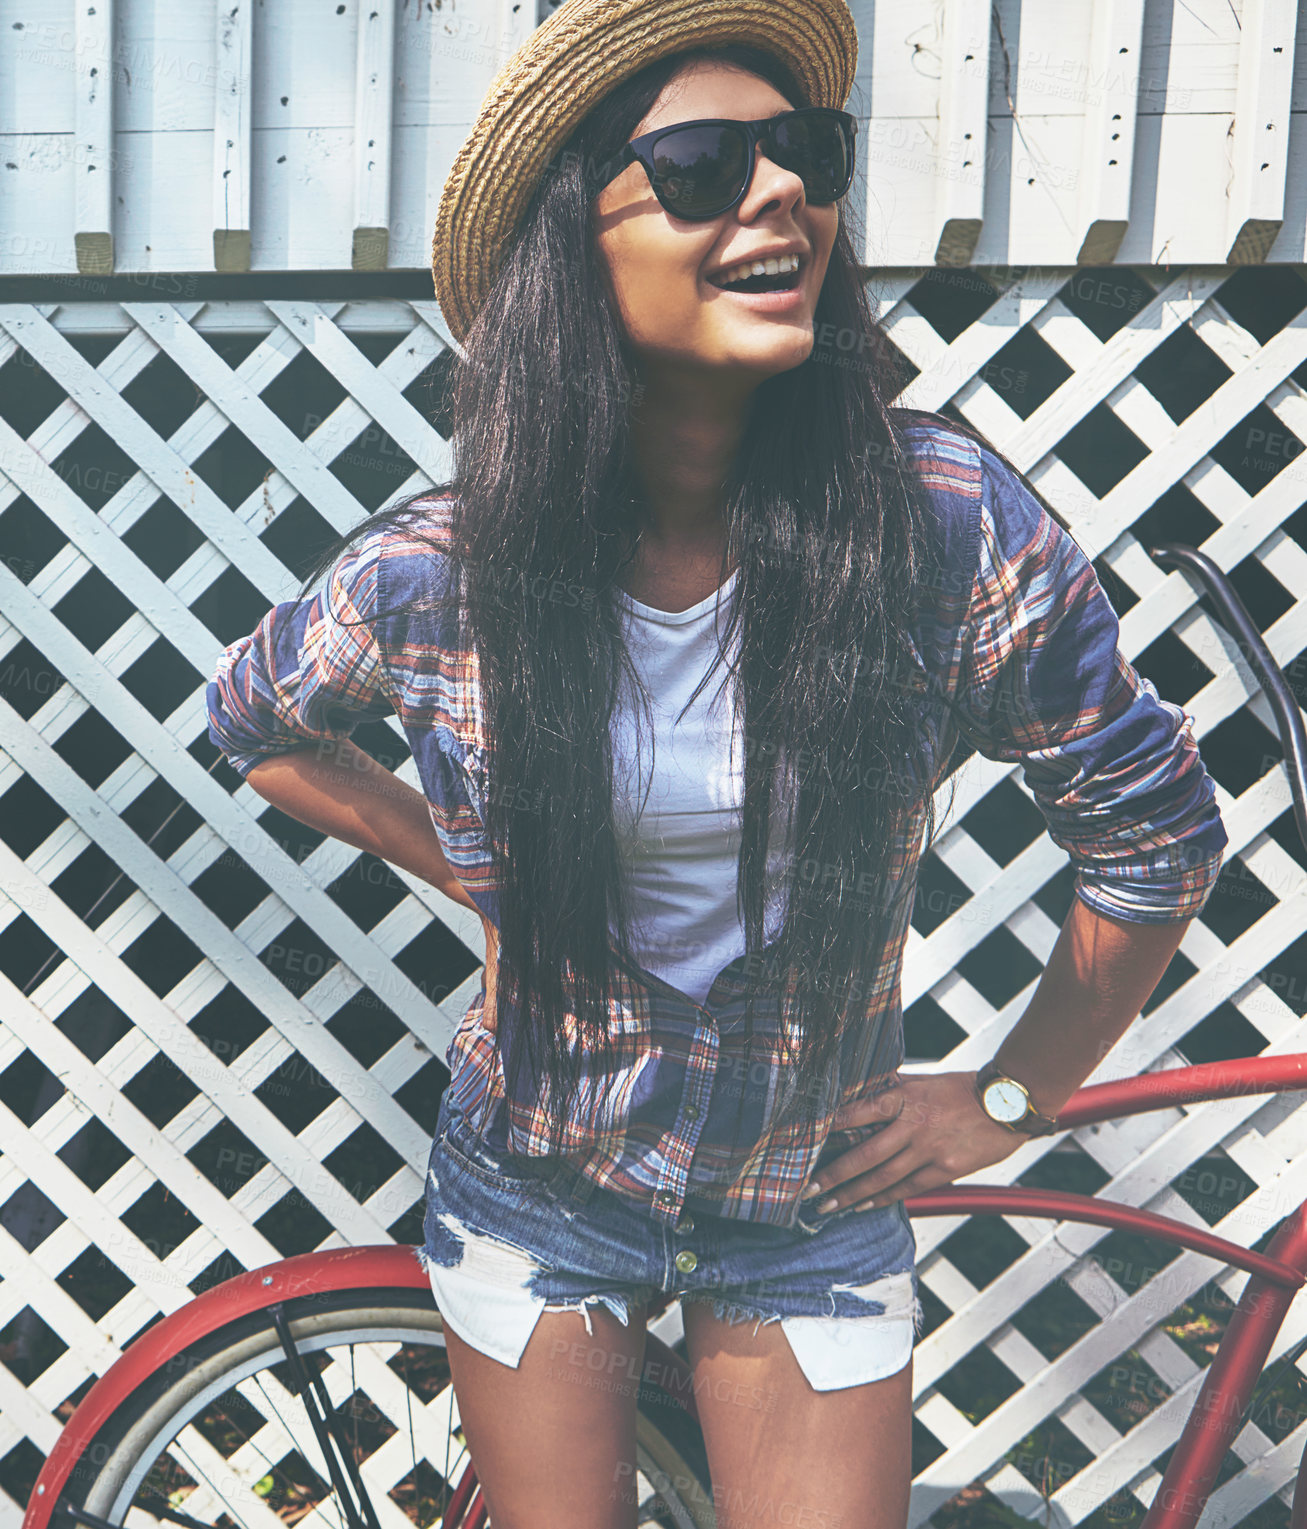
[22,544,1307,1528]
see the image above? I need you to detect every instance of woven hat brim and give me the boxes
[431,0,859,345]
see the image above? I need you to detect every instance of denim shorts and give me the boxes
[420,1093,924,1392]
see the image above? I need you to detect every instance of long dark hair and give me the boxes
[289,43,1083,1159]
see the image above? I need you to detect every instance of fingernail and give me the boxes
[815,1197,838,1213]
[799,1179,823,1199]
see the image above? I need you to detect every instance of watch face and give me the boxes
[983,1078,1027,1123]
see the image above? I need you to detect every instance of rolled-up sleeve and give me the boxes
[206,531,395,779]
[950,449,1227,924]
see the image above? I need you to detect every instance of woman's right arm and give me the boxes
[247,742,502,1025]
[207,528,502,1023]
[246,738,478,911]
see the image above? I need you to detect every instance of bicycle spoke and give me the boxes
[238,1358,348,1529]
[349,1349,360,1509]
[269,1306,382,1529]
[133,1495,227,1529]
[143,1424,285,1529]
[320,1346,444,1529]
[440,1364,458,1524]
[248,1372,351,1529]
[420,1377,474,1525]
[57,1494,226,1529]
[193,1377,332,1529]
[309,1366,383,1529]
[398,1349,421,1520]
[255,1334,440,1529]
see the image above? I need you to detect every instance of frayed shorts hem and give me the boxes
[424,1246,922,1392]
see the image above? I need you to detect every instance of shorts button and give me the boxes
[675,1214,694,1234]
[674,1249,698,1274]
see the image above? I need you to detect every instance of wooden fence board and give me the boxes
[4,0,1307,276]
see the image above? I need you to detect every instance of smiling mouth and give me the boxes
[708,264,804,294]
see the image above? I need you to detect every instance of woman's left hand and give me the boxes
[801,1071,1032,1213]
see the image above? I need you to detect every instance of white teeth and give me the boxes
[714,252,801,287]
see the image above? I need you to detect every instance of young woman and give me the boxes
[206,1,1228,1523]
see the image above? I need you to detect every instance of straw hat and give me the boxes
[430,0,859,346]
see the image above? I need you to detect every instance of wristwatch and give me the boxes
[974,1060,1061,1136]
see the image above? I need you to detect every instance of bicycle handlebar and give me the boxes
[1150,541,1307,852]
[1055,1051,1307,1129]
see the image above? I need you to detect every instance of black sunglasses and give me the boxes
[586,106,857,221]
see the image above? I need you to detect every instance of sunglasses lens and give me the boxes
[650,124,750,217]
[771,111,851,201]
[648,111,852,218]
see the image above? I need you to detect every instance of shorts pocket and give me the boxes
[791,1196,862,1237]
[438,1117,556,1193]
[895,1193,917,1253]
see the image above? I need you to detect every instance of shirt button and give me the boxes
[656,1190,676,1204]
[683,1103,699,1120]
[675,1249,699,1274]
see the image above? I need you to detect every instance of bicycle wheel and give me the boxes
[55,1287,715,1529]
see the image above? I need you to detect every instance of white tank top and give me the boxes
[610,568,792,1007]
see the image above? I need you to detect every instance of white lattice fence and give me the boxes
[0,272,1305,1526]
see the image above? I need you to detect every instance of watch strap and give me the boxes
[974,1060,1061,1136]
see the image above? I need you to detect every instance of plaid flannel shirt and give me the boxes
[206,421,1228,1229]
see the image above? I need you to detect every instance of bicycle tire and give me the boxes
[54,1286,716,1529]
